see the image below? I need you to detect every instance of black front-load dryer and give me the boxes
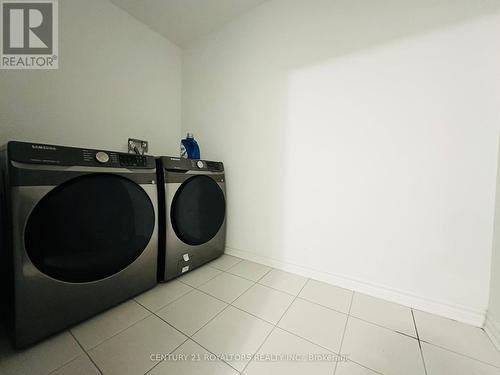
[157,156,226,281]
[0,141,158,348]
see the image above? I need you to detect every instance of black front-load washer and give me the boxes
[157,156,226,281]
[0,141,158,348]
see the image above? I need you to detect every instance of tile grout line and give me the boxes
[197,273,258,298]
[174,265,419,374]
[412,309,500,371]
[412,309,428,375]
[332,291,355,375]
[24,258,494,375]
[276,325,339,354]
[133,282,194,313]
[254,284,372,327]
[204,274,343,354]
[157,299,242,373]
[225,259,448,335]
[181,322,243,373]
[198,275,258,307]
[182,332,242,373]
[347,315,418,340]
[482,324,500,356]
[257,266,274,281]
[177,266,225,289]
[179,269,420,343]
[129,258,246,374]
[67,331,104,375]
[238,324,274,374]
[419,340,500,369]
[134,299,242,373]
[225,271,268,283]
[222,258,245,272]
[189,301,233,337]
[73,311,154,353]
[63,259,493,375]
[224,260,273,282]
[237,269,419,341]
[210,256,244,273]
[175,268,308,329]
[295,296,351,315]
[187,261,500,373]
[256,280,409,375]
[92,262,414,375]
[239,278,311,374]
[256,274,419,340]
[253,278,426,340]
[44,338,99,375]
[226,267,274,283]
[175,262,500,374]
[81,268,343,375]
[184,267,262,332]
[255,280,302,297]
[167,271,500,373]
[176,264,271,314]
[150,272,261,372]
[143,337,190,375]
[72,303,190,375]
[230,303,285,326]
[44,353,80,375]
[411,309,421,341]
[132,301,220,374]
[270,323,393,375]
[134,300,190,339]
[147,290,237,371]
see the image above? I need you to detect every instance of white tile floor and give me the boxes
[1,254,500,374]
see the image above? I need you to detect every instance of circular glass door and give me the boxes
[171,175,225,246]
[24,174,155,283]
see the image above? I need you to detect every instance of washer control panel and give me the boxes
[118,154,148,167]
[8,141,155,169]
[95,151,110,164]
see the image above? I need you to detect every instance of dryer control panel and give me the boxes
[7,141,155,169]
[161,156,224,173]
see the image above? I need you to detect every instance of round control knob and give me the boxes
[95,151,110,164]
[196,160,204,169]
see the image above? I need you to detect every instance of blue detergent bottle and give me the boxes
[180,133,200,159]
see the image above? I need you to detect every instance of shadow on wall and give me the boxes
[183,0,500,321]
[217,0,500,73]
[281,10,500,297]
[281,15,500,319]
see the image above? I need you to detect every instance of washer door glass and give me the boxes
[24,174,155,283]
[171,175,225,246]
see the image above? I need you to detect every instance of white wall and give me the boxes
[486,140,500,348]
[183,0,500,325]
[0,0,181,155]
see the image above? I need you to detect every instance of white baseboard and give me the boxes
[225,246,486,327]
[484,314,500,351]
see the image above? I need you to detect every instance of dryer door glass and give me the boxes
[171,175,225,246]
[24,174,155,283]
